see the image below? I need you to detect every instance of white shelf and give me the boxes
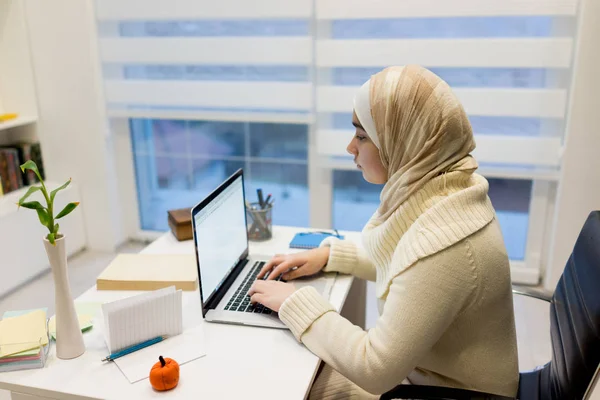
[0,115,38,131]
[0,180,86,296]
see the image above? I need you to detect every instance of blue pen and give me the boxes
[101,336,166,362]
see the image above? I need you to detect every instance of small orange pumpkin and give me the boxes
[150,356,180,391]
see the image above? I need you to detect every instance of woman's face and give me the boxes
[346,111,387,184]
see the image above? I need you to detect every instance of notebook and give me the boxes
[101,286,206,384]
[289,232,345,249]
[96,254,198,291]
[102,286,183,354]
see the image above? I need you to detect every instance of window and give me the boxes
[130,119,308,231]
[97,0,580,282]
[333,170,531,261]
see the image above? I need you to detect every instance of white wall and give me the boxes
[545,0,600,291]
[22,0,125,251]
[0,0,37,119]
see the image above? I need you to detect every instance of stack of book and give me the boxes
[0,309,49,372]
[0,142,45,195]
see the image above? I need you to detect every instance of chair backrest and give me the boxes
[518,211,600,400]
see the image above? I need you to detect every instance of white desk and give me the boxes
[0,226,361,400]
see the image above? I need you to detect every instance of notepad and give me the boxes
[0,309,48,357]
[96,254,198,291]
[289,232,345,249]
[102,286,183,354]
[114,325,206,383]
[48,313,93,341]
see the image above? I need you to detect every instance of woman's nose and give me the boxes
[347,140,357,156]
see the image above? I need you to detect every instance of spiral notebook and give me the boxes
[289,232,344,249]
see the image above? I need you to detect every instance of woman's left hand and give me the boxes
[247,280,297,312]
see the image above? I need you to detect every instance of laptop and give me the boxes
[191,168,334,329]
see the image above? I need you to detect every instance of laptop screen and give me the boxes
[193,173,248,302]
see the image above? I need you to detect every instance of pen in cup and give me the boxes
[257,189,265,209]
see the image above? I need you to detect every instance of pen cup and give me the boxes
[246,202,273,242]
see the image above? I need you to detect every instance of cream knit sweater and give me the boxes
[278,172,519,397]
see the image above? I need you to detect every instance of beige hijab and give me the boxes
[354,65,479,221]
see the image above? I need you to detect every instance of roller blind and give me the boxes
[95,0,313,123]
[315,0,579,174]
[95,0,580,175]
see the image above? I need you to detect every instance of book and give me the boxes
[0,150,12,194]
[5,149,23,191]
[30,142,45,181]
[289,232,345,249]
[14,143,34,185]
[13,142,44,185]
[0,148,24,193]
[96,254,198,291]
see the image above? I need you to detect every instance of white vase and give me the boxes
[43,235,85,359]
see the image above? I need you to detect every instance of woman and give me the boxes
[248,65,519,398]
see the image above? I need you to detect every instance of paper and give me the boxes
[2,308,48,319]
[97,254,198,291]
[1,309,49,357]
[102,286,183,354]
[49,314,93,340]
[0,309,48,357]
[114,325,206,383]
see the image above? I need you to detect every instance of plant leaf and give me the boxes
[53,223,59,234]
[36,208,50,226]
[56,202,79,219]
[20,160,43,183]
[17,185,42,206]
[19,201,45,210]
[50,179,71,203]
[47,232,55,245]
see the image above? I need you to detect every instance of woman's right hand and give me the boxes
[257,247,331,281]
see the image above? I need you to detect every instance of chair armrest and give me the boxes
[512,285,552,303]
[380,384,515,400]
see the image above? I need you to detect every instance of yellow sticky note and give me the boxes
[0,310,48,357]
[48,314,92,340]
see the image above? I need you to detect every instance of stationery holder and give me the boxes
[246,202,273,242]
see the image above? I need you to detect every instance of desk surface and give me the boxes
[0,226,359,400]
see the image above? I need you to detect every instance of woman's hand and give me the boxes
[257,247,331,281]
[247,281,296,312]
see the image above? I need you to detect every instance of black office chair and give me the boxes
[381,211,600,400]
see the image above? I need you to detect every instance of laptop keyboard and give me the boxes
[224,261,274,315]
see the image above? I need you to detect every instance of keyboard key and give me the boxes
[261,308,271,314]
[224,305,230,310]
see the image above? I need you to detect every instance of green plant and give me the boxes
[16,161,79,245]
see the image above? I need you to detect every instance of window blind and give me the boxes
[315,0,579,176]
[95,0,313,123]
